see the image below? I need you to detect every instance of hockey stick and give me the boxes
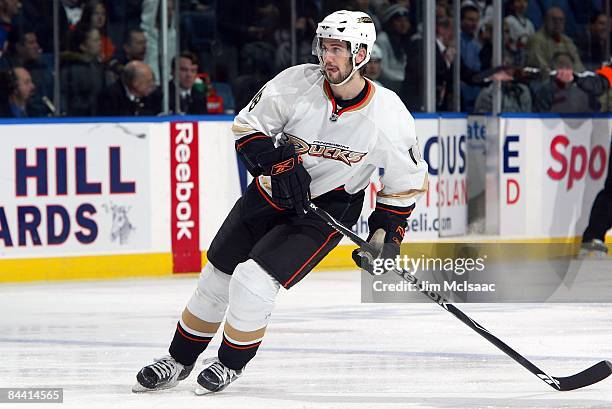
[308,202,612,391]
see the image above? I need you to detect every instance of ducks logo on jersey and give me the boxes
[283,133,366,166]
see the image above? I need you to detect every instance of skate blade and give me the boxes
[132,383,152,393]
[577,250,608,259]
[132,381,178,393]
[194,386,216,395]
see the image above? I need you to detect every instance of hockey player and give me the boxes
[133,10,427,395]
[572,63,612,257]
[546,63,612,257]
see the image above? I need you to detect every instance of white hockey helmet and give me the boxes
[314,10,377,85]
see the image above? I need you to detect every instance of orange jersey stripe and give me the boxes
[255,178,285,211]
[376,204,413,216]
[236,133,268,150]
[284,231,339,287]
[177,323,212,343]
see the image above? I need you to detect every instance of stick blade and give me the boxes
[554,360,612,391]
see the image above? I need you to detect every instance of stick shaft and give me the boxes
[309,203,564,389]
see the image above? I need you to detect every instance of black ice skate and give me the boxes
[132,355,194,392]
[194,357,243,395]
[578,239,609,259]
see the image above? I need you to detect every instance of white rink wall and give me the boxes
[0,114,609,282]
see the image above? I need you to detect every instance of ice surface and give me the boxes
[1,270,611,409]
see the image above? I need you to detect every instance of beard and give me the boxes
[323,60,354,85]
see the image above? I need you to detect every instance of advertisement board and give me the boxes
[348,114,468,242]
[437,114,468,237]
[0,122,152,258]
[466,114,488,200]
[499,115,611,237]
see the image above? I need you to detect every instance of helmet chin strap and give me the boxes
[316,38,367,87]
[329,54,358,87]
[325,54,364,87]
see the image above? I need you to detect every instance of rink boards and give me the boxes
[0,114,609,282]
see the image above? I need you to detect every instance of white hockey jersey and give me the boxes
[232,64,428,208]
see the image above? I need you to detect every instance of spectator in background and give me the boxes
[141,0,177,85]
[60,0,84,49]
[460,2,481,70]
[503,0,534,67]
[526,7,585,76]
[576,13,610,71]
[474,54,532,112]
[169,51,207,115]
[28,0,82,52]
[107,27,147,82]
[216,0,281,83]
[478,20,514,72]
[60,26,108,116]
[459,3,482,112]
[275,1,318,72]
[241,0,280,76]
[97,60,160,116]
[62,0,83,27]
[79,0,115,63]
[352,0,382,33]
[231,41,274,112]
[530,52,594,113]
[116,27,147,64]
[104,0,143,53]
[1,28,53,116]
[477,20,493,71]
[364,43,383,86]
[0,67,35,117]
[401,14,455,112]
[377,4,411,94]
[0,0,21,54]
[408,4,449,44]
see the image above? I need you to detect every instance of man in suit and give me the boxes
[169,51,207,115]
[96,60,160,116]
[1,28,53,116]
[0,66,36,118]
[401,15,455,112]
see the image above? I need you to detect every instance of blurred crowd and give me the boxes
[0,0,610,118]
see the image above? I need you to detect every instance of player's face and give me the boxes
[319,38,353,85]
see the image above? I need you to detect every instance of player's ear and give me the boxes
[355,46,367,65]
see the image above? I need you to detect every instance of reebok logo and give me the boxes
[170,122,201,273]
[271,158,295,175]
[174,123,196,240]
